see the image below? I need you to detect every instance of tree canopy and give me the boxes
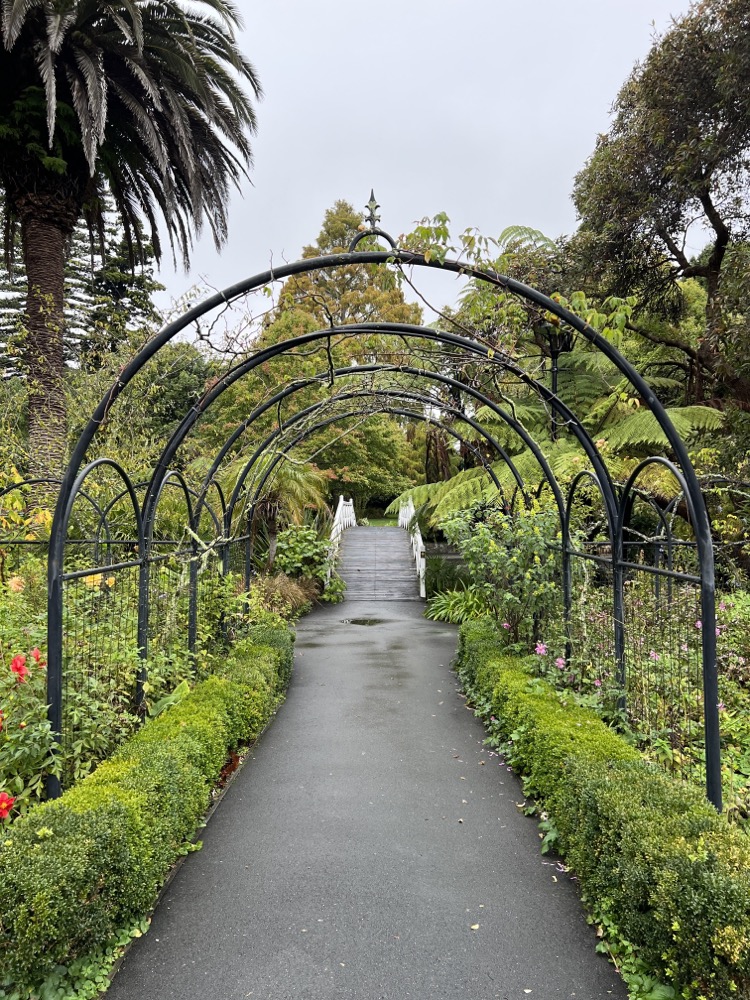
[572,0,750,406]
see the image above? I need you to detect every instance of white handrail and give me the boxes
[399,497,426,598]
[327,495,356,581]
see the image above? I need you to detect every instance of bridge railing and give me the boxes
[399,498,426,598]
[326,495,356,581]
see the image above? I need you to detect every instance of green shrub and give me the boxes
[0,626,292,993]
[241,626,295,689]
[425,586,489,623]
[273,525,330,582]
[456,620,750,999]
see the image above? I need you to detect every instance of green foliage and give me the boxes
[440,504,562,645]
[425,587,488,624]
[273,525,330,583]
[0,627,291,995]
[603,405,725,454]
[456,621,750,999]
[320,574,346,604]
[278,200,422,334]
[424,554,470,598]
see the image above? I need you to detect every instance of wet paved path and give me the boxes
[107,537,626,999]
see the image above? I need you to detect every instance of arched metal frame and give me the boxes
[233,403,505,569]
[45,232,720,808]
[194,366,526,513]
[219,381,527,518]
[225,394,505,530]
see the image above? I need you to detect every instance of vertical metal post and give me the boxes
[701,580,722,810]
[613,524,627,713]
[45,545,64,799]
[188,556,198,662]
[244,510,254,591]
[562,543,573,663]
[135,555,150,709]
[551,350,560,441]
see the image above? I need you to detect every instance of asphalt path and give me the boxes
[106,598,627,1000]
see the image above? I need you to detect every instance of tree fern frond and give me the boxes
[603,406,724,452]
[497,225,559,255]
[431,474,501,522]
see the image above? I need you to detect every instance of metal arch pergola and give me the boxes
[44,205,721,808]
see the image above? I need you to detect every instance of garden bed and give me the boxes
[456,619,750,1000]
[0,623,294,998]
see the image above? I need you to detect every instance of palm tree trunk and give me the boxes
[19,208,69,482]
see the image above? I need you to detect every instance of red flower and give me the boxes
[0,792,15,819]
[10,655,28,682]
[30,648,42,663]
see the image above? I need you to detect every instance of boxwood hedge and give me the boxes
[457,619,750,1000]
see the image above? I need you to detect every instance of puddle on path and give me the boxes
[341,617,386,626]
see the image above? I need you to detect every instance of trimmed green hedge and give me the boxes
[0,629,292,991]
[457,620,750,1000]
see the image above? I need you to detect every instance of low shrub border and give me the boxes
[457,620,750,1000]
[0,624,293,996]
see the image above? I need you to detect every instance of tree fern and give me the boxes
[497,225,561,256]
[602,405,725,453]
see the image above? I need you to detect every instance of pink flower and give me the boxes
[555,657,565,669]
[535,642,547,656]
[649,650,660,662]
[716,627,721,636]
[502,622,511,630]
[594,679,602,688]
[718,701,726,713]
[10,655,28,682]
[719,602,726,611]
[695,620,702,630]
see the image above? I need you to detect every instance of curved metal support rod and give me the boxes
[186,357,564,538]
[144,324,615,544]
[193,361,529,529]
[233,403,503,585]
[222,389,507,530]
[194,371,506,525]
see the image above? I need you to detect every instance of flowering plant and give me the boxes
[0,645,57,818]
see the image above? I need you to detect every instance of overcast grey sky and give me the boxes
[155,0,693,314]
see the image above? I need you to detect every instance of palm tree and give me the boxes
[0,0,261,478]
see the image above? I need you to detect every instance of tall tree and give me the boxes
[276,200,422,358]
[572,0,750,405]
[0,0,261,477]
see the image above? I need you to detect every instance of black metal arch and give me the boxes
[195,365,524,513]
[238,407,500,552]
[241,404,500,526]
[223,391,505,535]
[138,324,618,543]
[45,230,720,808]
[226,401,503,594]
